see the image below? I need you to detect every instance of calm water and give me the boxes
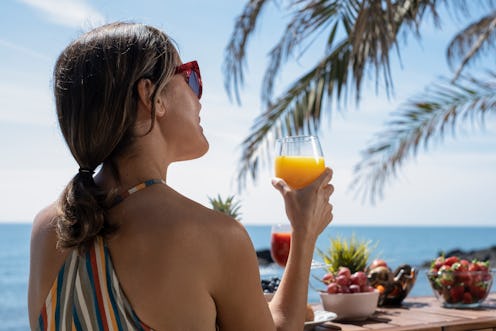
[247,224,496,302]
[1,223,495,330]
[0,223,31,331]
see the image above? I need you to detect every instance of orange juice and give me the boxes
[275,156,325,189]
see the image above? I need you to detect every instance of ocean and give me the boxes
[1,223,495,330]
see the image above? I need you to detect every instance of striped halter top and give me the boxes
[37,237,153,331]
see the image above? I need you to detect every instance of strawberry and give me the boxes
[470,284,488,301]
[451,262,468,272]
[432,256,444,271]
[463,292,473,304]
[468,262,481,272]
[438,266,454,286]
[449,285,464,303]
[474,261,489,272]
[453,271,471,285]
[481,270,492,282]
[444,256,459,267]
[459,259,470,270]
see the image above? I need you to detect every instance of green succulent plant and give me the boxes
[317,234,375,274]
[208,194,242,221]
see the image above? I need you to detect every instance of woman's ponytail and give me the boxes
[55,170,115,251]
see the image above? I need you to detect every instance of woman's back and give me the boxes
[29,183,265,330]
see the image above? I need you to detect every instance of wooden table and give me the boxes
[311,292,496,331]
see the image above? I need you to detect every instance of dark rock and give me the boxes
[256,249,274,265]
[421,245,496,268]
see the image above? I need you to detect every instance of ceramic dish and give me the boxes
[320,290,379,321]
[303,310,337,330]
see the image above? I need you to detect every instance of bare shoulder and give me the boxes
[30,202,66,262]
[31,202,59,246]
[28,202,67,327]
[180,196,254,253]
[154,192,258,272]
[145,188,253,250]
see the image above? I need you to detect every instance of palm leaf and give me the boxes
[447,11,496,81]
[223,0,273,104]
[350,72,496,203]
[261,0,356,104]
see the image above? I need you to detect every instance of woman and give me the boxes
[28,22,334,331]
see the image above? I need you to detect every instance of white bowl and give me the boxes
[319,290,379,321]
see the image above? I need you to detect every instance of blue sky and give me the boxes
[1,0,495,226]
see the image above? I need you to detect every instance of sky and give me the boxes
[0,0,495,226]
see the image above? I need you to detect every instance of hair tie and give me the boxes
[78,167,95,175]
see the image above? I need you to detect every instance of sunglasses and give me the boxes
[175,60,202,99]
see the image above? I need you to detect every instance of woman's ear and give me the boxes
[136,78,154,111]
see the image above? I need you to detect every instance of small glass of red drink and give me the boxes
[270,223,292,267]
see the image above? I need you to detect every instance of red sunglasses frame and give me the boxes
[175,60,202,99]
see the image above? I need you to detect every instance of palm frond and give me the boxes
[350,72,496,203]
[350,0,445,96]
[447,12,496,81]
[223,0,273,104]
[261,0,356,104]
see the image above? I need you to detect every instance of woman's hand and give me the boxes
[271,167,334,240]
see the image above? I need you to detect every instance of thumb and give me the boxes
[271,177,290,195]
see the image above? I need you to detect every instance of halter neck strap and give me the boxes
[110,178,166,208]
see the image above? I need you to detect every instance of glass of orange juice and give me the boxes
[274,135,325,190]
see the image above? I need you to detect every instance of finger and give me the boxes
[316,167,333,189]
[325,184,335,199]
[271,177,290,195]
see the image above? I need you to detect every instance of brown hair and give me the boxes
[53,22,178,250]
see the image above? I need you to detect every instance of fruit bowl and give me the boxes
[427,270,493,308]
[427,256,493,308]
[319,290,379,321]
[317,267,379,320]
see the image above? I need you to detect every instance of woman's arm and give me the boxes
[269,168,334,330]
[213,168,333,331]
[212,218,276,331]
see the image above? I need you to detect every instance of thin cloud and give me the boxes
[17,0,105,29]
[0,82,55,126]
[0,38,50,62]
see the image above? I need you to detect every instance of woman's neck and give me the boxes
[95,157,169,193]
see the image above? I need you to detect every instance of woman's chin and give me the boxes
[177,140,209,161]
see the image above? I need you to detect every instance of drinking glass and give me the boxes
[274,135,325,189]
[270,223,292,267]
